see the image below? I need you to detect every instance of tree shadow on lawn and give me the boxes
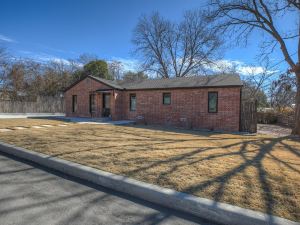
[19,123,299,221]
[119,124,246,138]
[124,134,300,221]
[61,124,299,220]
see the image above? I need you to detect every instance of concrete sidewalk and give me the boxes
[0,153,216,225]
[0,113,65,119]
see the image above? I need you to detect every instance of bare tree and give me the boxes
[242,61,276,100]
[132,11,222,78]
[270,72,296,111]
[208,0,300,135]
[40,60,74,96]
[288,0,300,10]
[213,59,274,106]
[5,61,27,100]
[108,60,124,80]
[0,48,10,88]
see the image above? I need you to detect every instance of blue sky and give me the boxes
[0,0,298,74]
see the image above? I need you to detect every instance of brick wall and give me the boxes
[65,77,241,132]
[122,87,241,132]
[65,77,112,118]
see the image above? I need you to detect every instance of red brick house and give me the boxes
[64,74,243,131]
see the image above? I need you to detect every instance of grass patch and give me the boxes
[0,120,299,221]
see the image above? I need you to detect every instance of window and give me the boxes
[72,95,77,113]
[130,94,136,111]
[103,93,111,109]
[89,94,95,113]
[163,93,171,105]
[208,92,218,113]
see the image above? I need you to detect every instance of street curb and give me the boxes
[0,142,299,225]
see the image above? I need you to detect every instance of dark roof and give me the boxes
[117,74,242,90]
[63,75,123,92]
[64,74,242,92]
[90,76,124,89]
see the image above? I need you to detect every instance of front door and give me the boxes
[102,93,111,117]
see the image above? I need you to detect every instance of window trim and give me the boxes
[208,92,218,113]
[129,94,136,111]
[163,93,171,105]
[72,95,77,113]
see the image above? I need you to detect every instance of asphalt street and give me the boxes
[0,153,219,225]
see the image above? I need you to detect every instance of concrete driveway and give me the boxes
[0,153,217,225]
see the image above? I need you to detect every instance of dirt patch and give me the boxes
[257,124,293,137]
[0,123,299,221]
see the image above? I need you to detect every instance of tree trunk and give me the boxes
[292,72,300,135]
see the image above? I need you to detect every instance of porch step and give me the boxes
[94,117,112,122]
[66,117,112,123]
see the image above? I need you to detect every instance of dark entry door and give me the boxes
[102,93,111,117]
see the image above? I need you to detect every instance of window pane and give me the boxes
[90,94,95,113]
[104,94,110,109]
[208,92,217,113]
[72,95,77,112]
[163,93,171,105]
[130,94,136,111]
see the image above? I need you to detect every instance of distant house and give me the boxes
[64,74,243,132]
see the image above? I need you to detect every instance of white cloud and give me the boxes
[207,59,276,76]
[0,34,17,43]
[15,50,83,68]
[35,43,79,55]
[50,57,72,65]
[28,53,77,66]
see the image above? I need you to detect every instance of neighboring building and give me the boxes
[64,74,243,132]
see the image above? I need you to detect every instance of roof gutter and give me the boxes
[123,85,243,91]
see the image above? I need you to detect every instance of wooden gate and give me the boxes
[240,100,257,133]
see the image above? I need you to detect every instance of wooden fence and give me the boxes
[277,114,295,128]
[0,96,65,113]
[240,100,257,133]
[258,111,295,128]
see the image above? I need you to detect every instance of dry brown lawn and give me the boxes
[0,119,299,221]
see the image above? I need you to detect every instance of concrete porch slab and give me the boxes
[62,117,135,125]
[64,117,112,123]
[0,128,12,132]
[77,120,135,125]
[32,126,44,129]
[12,127,27,130]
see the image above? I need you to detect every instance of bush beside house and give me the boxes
[257,108,295,128]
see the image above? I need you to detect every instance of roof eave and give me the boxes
[88,75,123,90]
[123,84,243,91]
